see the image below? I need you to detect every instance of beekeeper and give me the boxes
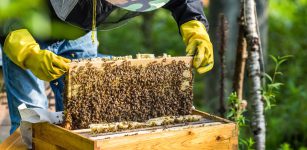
[2,0,213,134]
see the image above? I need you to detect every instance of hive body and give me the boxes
[64,57,194,129]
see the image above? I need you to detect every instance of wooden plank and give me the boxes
[72,109,224,139]
[32,110,237,150]
[69,57,193,68]
[0,128,27,150]
[192,109,232,123]
[88,122,222,141]
[32,138,65,150]
[32,123,94,150]
[94,123,238,150]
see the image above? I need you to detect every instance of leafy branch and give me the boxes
[227,92,252,149]
[240,138,255,150]
[262,55,292,110]
[227,92,246,127]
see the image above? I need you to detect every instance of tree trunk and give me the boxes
[207,0,240,112]
[233,0,248,101]
[218,14,227,117]
[244,0,266,149]
[206,0,225,104]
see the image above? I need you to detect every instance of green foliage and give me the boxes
[262,55,292,110]
[267,0,307,148]
[227,93,245,126]
[98,10,185,56]
[227,93,253,149]
[279,143,293,150]
[279,143,307,150]
[240,138,255,150]
[0,0,84,39]
[229,54,289,150]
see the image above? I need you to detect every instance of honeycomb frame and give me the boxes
[63,57,194,130]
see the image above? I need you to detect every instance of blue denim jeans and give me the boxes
[1,31,100,134]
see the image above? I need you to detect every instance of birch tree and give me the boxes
[244,0,266,149]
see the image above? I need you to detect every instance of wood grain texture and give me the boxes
[95,123,238,150]
[69,57,193,67]
[1,114,237,150]
[0,128,27,150]
[32,138,65,150]
[32,123,94,150]
[31,110,238,150]
[192,109,232,123]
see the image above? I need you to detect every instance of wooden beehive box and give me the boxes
[32,110,238,150]
[32,56,238,149]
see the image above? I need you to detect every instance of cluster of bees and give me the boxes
[90,115,203,134]
[63,56,194,130]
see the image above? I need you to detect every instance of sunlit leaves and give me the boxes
[240,138,255,150]
[263,55,291,110]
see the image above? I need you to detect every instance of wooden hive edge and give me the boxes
[69,57,194,68]
[32,122,95,150]
[32,110,237,150]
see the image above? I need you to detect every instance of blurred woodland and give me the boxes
[0,0,307,149]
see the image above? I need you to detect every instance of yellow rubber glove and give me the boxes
[180,20,214,74]
[4,29,71,81]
